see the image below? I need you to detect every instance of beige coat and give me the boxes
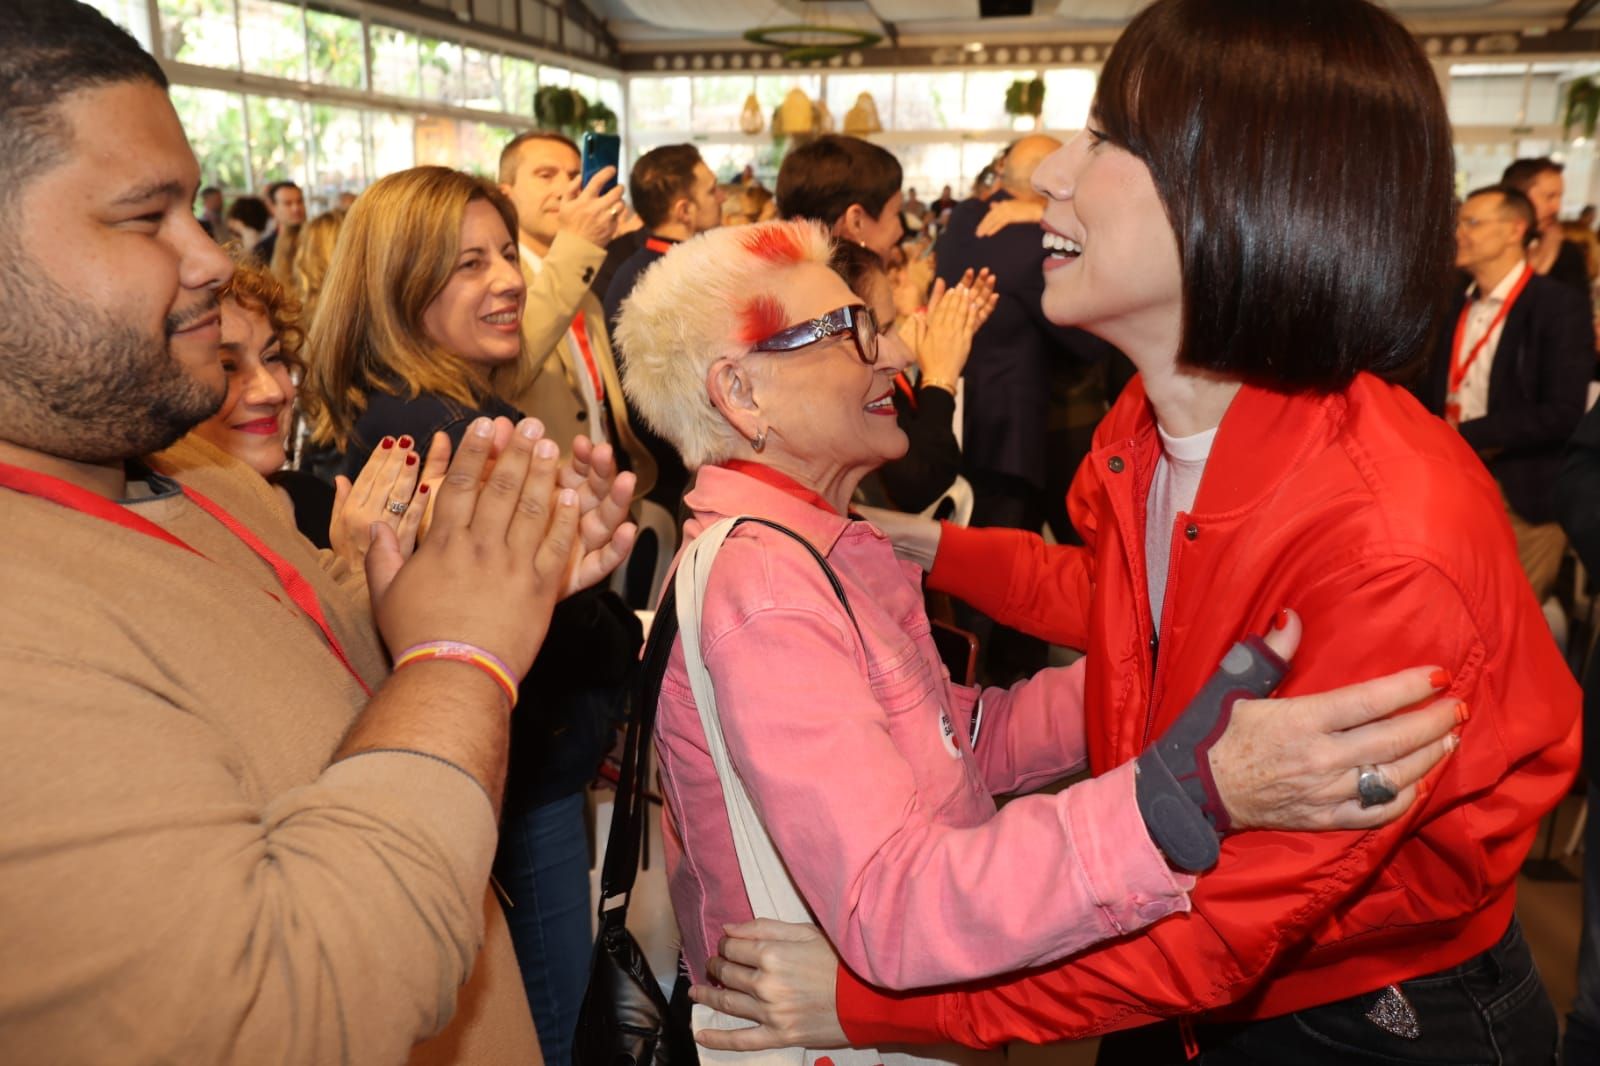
[0,435,539,1065]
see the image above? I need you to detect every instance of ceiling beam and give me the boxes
[1567,0,1600,31]
[858,0,900,47]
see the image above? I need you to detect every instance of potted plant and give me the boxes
[534,85,586,135]
[1565,77,1600,141]
[1004,77,1046,130]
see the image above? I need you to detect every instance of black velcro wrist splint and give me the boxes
[1135,635,1289,873]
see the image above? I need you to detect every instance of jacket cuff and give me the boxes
[914,385,957,421]
[1072,760,1198,918]
[927,521,991,601]
[837,965,946,1047]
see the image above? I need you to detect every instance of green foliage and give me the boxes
[1565,78,1600,141]
[535,85,585,132]
[1004,77,1046,118]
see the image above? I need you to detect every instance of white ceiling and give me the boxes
[589,0,1592,48]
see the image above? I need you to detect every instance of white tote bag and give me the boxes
[676,518,1002,1066]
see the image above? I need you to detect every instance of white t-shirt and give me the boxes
[1145,423,1217,633]
[1451,259,1527,425]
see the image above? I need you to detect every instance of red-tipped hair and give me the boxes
[737,293,790,346]
[740,222,810,264]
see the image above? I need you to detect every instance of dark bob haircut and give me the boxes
[1095,0,1455,390]
[630,144,704,229]
[776,135,903,228]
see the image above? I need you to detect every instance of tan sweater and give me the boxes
[0,436,539,1065]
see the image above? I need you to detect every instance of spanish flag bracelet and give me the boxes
[393,641,519,708]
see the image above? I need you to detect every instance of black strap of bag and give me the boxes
[576,518,861,1066]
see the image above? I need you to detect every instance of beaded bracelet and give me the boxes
[393,641,518,708]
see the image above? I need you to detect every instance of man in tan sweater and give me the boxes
[0,4,634,1061]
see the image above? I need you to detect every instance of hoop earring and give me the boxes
[750,428,767,453]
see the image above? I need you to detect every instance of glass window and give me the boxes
[238,0,307,82]
[461,47,502,111]
[597,79,624,120]
[247,94,309,191]
[169,85,250,193]
[503,57,539,118]
[371,25,420,98]
[963,70,1036,129]
[629,77,690,133]
[414,115,462,168]
[572,73,599,104]
[826,73,894,128]
[962,141,1011,191]
[691,76,754,133]
[1448,64,1529,127]
[893,72,963,130]
[157,0,239,70]
[696,143,772,185]
[539,65,571,88]
[894,143,965,207]
[306,8,365,90]
[1041,68,1096,130]
[420,38,463,102]
[371,111,416,176]
[82,0,152,49]
[308,105,365,208]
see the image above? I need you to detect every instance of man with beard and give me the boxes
[0,3,635,1061]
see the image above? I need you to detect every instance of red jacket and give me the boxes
[839,373,1580,1046]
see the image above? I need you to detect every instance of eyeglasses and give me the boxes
[749,303,880,366]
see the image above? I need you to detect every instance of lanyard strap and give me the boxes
[1449,264,1533,397]
[644,237,675,255]
[893,370,918,411]
[0,460,373,697]
[570,310,605,405]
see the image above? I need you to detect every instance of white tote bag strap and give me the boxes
[679,518,1000,1066]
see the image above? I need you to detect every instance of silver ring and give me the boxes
[386,500,408,515]
[1356,765,1398,808]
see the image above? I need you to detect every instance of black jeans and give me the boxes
[1095,918,1557,1065]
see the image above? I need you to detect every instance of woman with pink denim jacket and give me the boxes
[613,219,1461,999]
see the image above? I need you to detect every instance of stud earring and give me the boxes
[750,428,767,452]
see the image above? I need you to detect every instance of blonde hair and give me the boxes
[615,219,833,469]
[302,167,520,450]
[291,207,345,328]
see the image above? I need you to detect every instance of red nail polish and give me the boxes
[418,483,429,494]
[1430,668,1450,689]
[398,435,413,449]
[1455,701,1470,726]
[1273,608,1290,631]
[405,454,417,466]
[380,437,394,450]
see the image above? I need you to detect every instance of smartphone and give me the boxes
[580,132,621,196]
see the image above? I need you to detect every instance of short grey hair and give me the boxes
[615,219,834,469]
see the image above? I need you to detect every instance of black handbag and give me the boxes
[575,577,696,1066]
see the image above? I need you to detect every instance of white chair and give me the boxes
[919,474,975,528]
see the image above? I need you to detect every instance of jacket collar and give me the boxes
[1095,375,1347,519]
[685,462,858,556]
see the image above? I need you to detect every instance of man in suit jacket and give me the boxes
[1419,183,1594,599]
[934,134,1116,680]
[494,130,656,498]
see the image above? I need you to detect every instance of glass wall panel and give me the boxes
[755,74,822,115]
[963,70,1036,129]
[83,0,152,48]
[158,0,239,70]
[691,76,754,133]
[1041,68,1095,130]
[597,79,624,121]
[420,37,463,102]
[1448,64,1528,126]
[572,73,600,103]
[309,104,365,206]
[539,65,572,88]
[629,77,690,133]
[462,47,503,111]
[306,8,365,90]
[371,111,417,176]
[962,141,1011,191]
[503,57,539,118]
[170,85,250,193]
[247,94,309,189]
[893,72,963,130]
[894,143,965,207]
[371,25,420,98]
[238,0,307,81]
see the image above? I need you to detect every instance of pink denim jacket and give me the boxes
[655,464,1191,990]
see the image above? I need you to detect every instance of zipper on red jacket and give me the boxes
[1179,1017,1200,1060]
[1142,510,1188,747]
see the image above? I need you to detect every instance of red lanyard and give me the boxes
[0,460,373,696]
[1447,264,1533,423]
[721,459,840,513]
[893,371,917,411]
[644,237,675,255]
[570,310,605,405]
